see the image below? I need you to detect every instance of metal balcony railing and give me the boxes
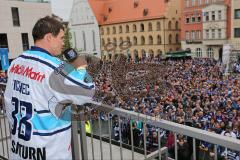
[1,101,240,160]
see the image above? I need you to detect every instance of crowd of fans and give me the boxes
[91,55,240,160]
[1,55,239,159]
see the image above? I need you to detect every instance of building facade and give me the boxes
[0,0,51,59]
[181,0,231,60]
[69,0,101,58]
[88,0,181,61]
[231,0,240,50]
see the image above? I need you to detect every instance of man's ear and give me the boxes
[44,33,52,42]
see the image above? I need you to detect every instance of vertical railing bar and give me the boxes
[130,117,134,160]
[193,138,196,160]
[108,114,113,160]
[118,116,123,160]
[3,116,9,158]
[214,144,218,160]
[143,121,147,158]
[174,132,178,160]
[0,116,5,157]
[158,128,162,160]
[89,118,95,160]
[98,116,103,160]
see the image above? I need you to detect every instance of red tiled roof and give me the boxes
[89,0,167,25]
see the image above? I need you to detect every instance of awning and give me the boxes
[165,50,192,58]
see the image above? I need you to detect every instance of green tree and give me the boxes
[63,27,73,50]
[58,27,73,59]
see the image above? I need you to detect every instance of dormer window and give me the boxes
[108,6,112,13]
[143,8,148,16]
[103,15,108,21]
[134,0,139,8]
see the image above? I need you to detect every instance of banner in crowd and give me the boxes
[0,48,9,71]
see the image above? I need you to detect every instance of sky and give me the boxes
[50,0,74,21]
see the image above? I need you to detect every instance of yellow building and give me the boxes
[89,0,181,61]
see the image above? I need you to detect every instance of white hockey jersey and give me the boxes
[4,46,95,160]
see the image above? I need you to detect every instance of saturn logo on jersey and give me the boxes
[9,64,45,82]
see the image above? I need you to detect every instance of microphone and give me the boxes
[63,48,78,62]
[63,48,87,69]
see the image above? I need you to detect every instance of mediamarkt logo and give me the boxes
[10,64,45,82]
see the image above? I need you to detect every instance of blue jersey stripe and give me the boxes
[19,55,94,89]
[33,124,71,136]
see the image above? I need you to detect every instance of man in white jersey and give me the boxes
[4,16,95,160]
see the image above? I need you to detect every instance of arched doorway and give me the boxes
[108,54,112,60]
[219,48,223,62]
[141,49,146,60]
[149,49,154,59]
[134,50,139,61]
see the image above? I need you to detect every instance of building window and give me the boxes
[176,34,179,43]
[169,34,172,44]
[119,37,123,44]
[186,17,190,23]
[218,10,222,20]
[107,27,110,35]
[234,28,240,38]
[198,0,202,5]
[140,23,144,32]
[149,35,153,44]
[82,31,86,50]
[119,26,122,33]
[192,0,195,6]
[235,9,240,19]
[192,16,196,23]
[205,0,209,4]
[206,30,209,39]
[0,34,8,48]
[113,38,117,45]
[207,48,214,58]
[92,30,96,51]
[107,38,111,43]
[133,36,137,45]
[126,36,130,43]
[205,12,209,21]
[73,32,77,48]
[141,36,145,45]
[126,25,130,33]
[196,48,202,57]
[186,31,190,40]
[168,21,172,30]
[101,28,104,35]
[148,23,152,31]
[156,22,161,30]
[21,33,29,51]
[112,26,116,34]
[212,29,215,39]
[11,7,20,26]
[133,24,137,32]
[102,38,105,46]
[218,29,221,39]
[157,35,162,44]
[175,21,179,30]
[192,31,195,39]
[197,30,201,39]
[212,11,215,21]
[197,16,201,22]
[185,0,190,7]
